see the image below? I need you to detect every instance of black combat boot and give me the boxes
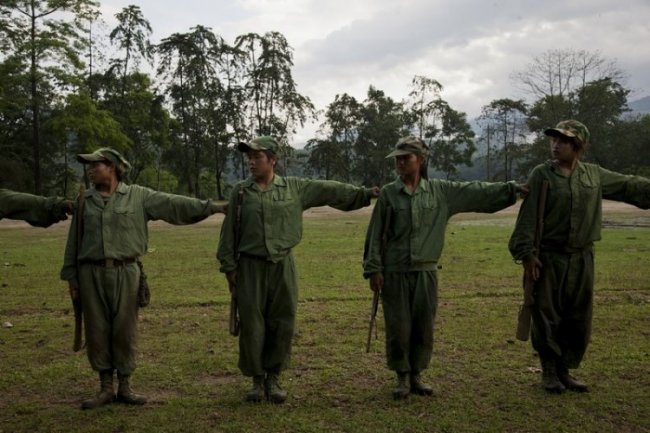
[410,372,433,396]
[392,372,410,400]
[540,358,566,394]
[245,375,265,402]
[557,364,588,392]
[116,372,147,405]
[265,373,287,404]
[81,369,115,409]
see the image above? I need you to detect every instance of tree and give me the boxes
[235,32,315,143]
[606,115,650,175]
[407,75,443,140]
[304,138,346,180]
[512,49,631,176]
[93,72,173,183]
[157,26,242,198]
[45,92,129,195]
[355,86,407,185]
[513,49,624,103]
[429,103,476,180]
[406,76,475,179]
[108,5,153,105]
[157,27,217,196]
[320,93,363,182]
[523,78,630,176]
[479,99,528,181]
[0,0,99,194]
[573,78,629,165]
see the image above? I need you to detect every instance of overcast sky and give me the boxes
[98,0,650,146]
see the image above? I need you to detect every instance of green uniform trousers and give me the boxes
[79,262,140,375]
[237,253,297,377]
[532,248,594,368]
[381,271,438,373]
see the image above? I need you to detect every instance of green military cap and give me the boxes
[544,120,590,145]
[385,136,429,159]
[77,147,132,171]
[238,136,280,154]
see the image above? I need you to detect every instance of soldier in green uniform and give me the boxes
[0,188,72,227]
[364,136,524,400]
[217,136,378,404]
[509,120,650,393]
[60,147,227,409]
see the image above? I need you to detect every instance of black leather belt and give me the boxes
[239,252,271,261]
[85,258,137,268]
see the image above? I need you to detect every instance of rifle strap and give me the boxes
[234,184,245,261]
[76,185,86,260]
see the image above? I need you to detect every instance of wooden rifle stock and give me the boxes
[366,204,390,352]
[229,290,239,337]
[516,180,549,341]
[365,290,379,353]
[229,185,244,337]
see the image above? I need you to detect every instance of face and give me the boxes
[87,161,116,185]
[246,150,276,180]
[395,153,423,178]
[549,136,578,163]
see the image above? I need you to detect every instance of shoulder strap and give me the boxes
[76,185,86,256]
[234,184,245,259]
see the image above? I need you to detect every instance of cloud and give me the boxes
[99,0,650,145]
[291,0,650,125]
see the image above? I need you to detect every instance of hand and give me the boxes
[369,273,384,293]
[368,186,380,198]
[226,270,237,293]
[215,202,229,214]
[516,183,530,198]
[62,200,74,214]
[55,200,74,220]
[523,256,542,281]
[68,281,79,301]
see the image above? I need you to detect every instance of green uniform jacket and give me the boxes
[364,178,518,277]
[0,188,68,227]
[217,176,373,272]
[509,161,650,261]
[61,182,222,283]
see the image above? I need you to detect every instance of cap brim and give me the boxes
[544,128,575,139]
[76,153,108,164]
[237,142,272,152]
[385,149,414,159]
[237,142,252,153]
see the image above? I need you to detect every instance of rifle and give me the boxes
[72,183,85,352]
[366,204,391,353]
[366,290,380,353]
[516,180,549,341]
[229,185,245,337]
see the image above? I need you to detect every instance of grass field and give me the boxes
[0,202,649,433]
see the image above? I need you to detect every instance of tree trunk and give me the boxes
[30,9,42,194]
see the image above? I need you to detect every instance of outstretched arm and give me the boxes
[143,187,226,224]
[445,180,519,216]
[300,179,377,211]
[600,168,650,209]
[0,189,72,227]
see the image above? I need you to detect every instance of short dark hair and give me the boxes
[572,137,588,156]
[114,163,124,181]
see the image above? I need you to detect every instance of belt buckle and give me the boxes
[105,258,116,268]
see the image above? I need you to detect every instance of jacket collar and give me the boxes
[395,176,428,195]
[244,175,286,189]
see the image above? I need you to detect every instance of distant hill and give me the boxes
[628,96,650,114]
